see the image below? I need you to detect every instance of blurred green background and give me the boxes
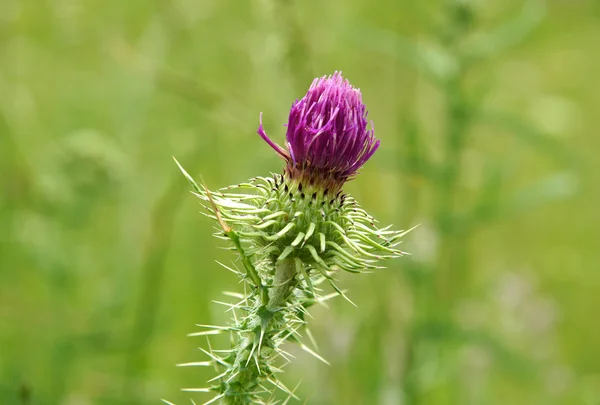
[1,0,599,404]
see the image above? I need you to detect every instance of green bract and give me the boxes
[212,175,405,275]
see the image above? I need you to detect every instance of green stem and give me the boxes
[267,259,298,310]
[222,259,298,405]
[227,229,269,305]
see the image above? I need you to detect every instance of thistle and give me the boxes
[171,72,409,405]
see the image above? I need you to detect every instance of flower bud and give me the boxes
[258,71,379,194]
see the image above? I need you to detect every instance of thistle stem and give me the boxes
[221,259,298,404]
[267,259,298,311]
[227,228,269,305]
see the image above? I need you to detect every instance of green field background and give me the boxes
[1,1,599,404]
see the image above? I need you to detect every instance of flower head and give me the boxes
[258,71,380,193]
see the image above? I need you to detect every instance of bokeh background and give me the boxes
[1,0,599,404]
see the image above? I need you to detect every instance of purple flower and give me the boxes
[258,72,380,192]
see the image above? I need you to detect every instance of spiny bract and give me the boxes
[205,174,406,281]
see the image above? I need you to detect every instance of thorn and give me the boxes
[207,370,228,383]
[177,361,212,367]
[300,344,330,365]
[200,394,225,405]
[173,157,203,194]
[281,380,303,405]
[187,330,222,337]
[275,348,294,363]
[222,291,244,299]
[194,324,231,330]
[267,378,300,400]
[203,185,231,233]
[215,260,242,275]
[305,328,319,351]
[180,388,211,393]
[328,280,357,307]
[246,340,258,368]
[253,347,262,375]
[224,370,240,384]
[201,342,228,369]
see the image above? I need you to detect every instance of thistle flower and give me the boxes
[172,72,409,405]
[258,71,380,194]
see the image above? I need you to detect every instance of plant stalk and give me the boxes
[222,259,298,405]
